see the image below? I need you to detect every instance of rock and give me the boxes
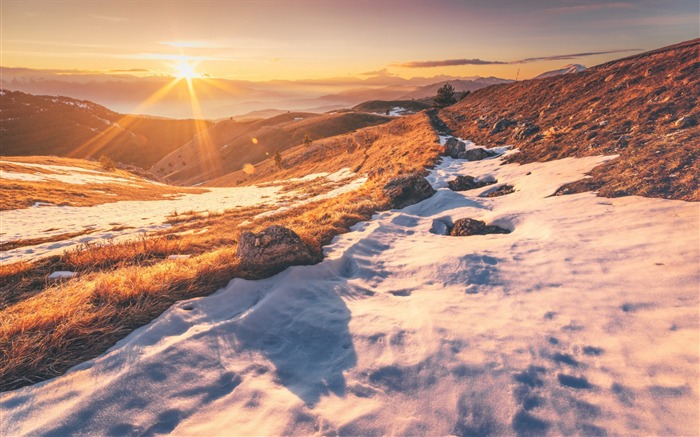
[462,148,497,161]
[447,175,495,191]
[481,184,515,197]
[490,118,514,134]
[237,225,316,274]
[616,135,629,149]
[382,173,436,209]
[514,124,539,140]
[443,137,466,158]
[449,218,511,236]
[675,116,697,129]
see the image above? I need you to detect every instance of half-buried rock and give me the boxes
[447,175,496,191]
[237,225,317,275]
[449,218,511,236]
[444,137,467,159]
[382,173,436,209]
[460,147,498,161]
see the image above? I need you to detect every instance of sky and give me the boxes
[2,0,698,82]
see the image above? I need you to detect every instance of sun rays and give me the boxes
[70,63,223,180]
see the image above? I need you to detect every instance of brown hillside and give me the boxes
[151,111,392,185]
[0,113,441,392]
[0,90,210,168]
[441,38,699,201]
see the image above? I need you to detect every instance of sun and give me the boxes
[173,61,200,80]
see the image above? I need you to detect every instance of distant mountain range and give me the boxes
[0,67,510,119]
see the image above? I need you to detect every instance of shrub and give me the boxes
[99,155,116,171]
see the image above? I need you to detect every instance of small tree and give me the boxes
[99,154,116,171]
[273,151,283,169]
[303,133,313,147]
[434,83,457,108]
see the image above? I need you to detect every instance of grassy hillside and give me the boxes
[351,99,431,114]
[441,39,699,201]
[0,112,441,392]
[151,111,392,185]
[0,90,211,168]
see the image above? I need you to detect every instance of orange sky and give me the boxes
[2,0,697,81]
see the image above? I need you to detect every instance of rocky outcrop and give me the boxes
[237,225,316,274]
[449,218,511,236]
[447,175,495,191]
[382,173,436,209]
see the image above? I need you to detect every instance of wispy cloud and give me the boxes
[393,48,640,68]
[88,14,129,23]
[546,2,634,14]
[159,40,227,49]
[516,49,640,63]
[109,68,151,73]
[392,58,508,68]
[359,68,396,76]
[117,53,226,62]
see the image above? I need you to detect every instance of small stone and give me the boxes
[675,116,697,129]
[447,175,495,191]
[463,148,497,161]
[490,118,514,134]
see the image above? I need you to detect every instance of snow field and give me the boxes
[1,148,698,436]
[0,167,361,264]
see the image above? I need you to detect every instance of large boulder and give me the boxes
[382,173,436,209]
[449,218,511,236]
[444,137,466,158]
[237,225,316,274]
[447,175,495,191]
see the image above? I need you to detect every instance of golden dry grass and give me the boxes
[0,112,442,392]
[0,156,205,210]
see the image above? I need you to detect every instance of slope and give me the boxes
[440,38,699,201]
[0,90,211,168]
[3,143,697,436]
[150,111,393,185]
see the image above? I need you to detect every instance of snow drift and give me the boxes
[2,145,698,436]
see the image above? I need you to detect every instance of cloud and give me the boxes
[394,49,639,68]
[109,68,151,73]
[359,68,395,76]
[514,49,640,63]
[546,2,634,14]
[159,40,227,49]
[88,14,129,23]
[392,58,508,68]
